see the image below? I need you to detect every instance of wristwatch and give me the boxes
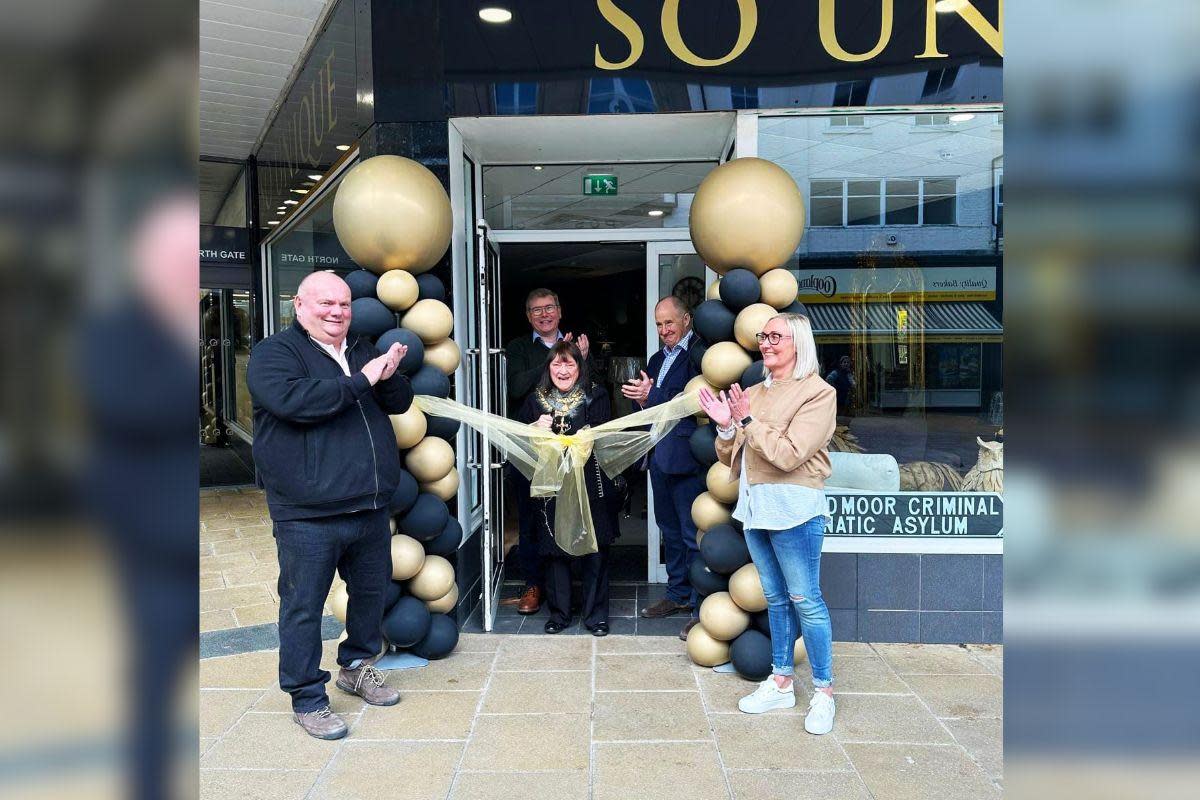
[738,414,753,428]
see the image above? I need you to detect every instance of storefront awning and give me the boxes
[806,302,1003,343]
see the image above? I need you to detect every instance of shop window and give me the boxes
[921,66,959,99]
[847,180,881,226]
[495,82,538,115]
[587,78,656,114]
[731,85,759,109]
[809,180,844,227]
[885,179,920,225]
[922,178,957,225]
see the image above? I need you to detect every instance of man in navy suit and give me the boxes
[622,295,704,638]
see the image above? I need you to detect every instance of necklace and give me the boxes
[536,386,585,417]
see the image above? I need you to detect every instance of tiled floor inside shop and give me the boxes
[201,488,1003,799]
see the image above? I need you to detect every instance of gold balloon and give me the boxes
[691,491,732,531]
[728,562,767,612]
[401,299,454,345]
[699,591,750,641]
[390,406,427,450]
[686,623,731,667]
[684,374,721,420]
[759,269,799,310]
[329,582,349,623]
[376,269,420,311]
[332,155,452,275]
[794,635,808,664]
[409,555,455,601]
[734,303,778,351]
[421,467,459,501]
[425,583,459,614]
[701,341,752,389]
[706,278,723,301]
[689,157,805,276]
[405,437,455,483]
[390,534,425,580]
[423,338,461,375]
[706,462,739,504]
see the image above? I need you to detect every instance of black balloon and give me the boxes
[688,338,709,371]
[690,558,730,596]
[718,268,761,311]
[410,612,459,659]
[415,274,446,303]
[750,607,801,640]
[397,493,450,541]
[345,269,378,300]
[384,579,405,611]
[730,629,772,681]
[382,596,431,647]
[782,299,809,318]
[389,469,419,516]
[376,328,425,375]
[410,364,450,398]
[693,300,735,343]
[349,297,395,339]
[423,516,463,558]
[689,424,718,467]
[699,524,750,574]
[424,414,461,441]
[741,359,766,388]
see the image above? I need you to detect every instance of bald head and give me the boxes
[294,270,352,345]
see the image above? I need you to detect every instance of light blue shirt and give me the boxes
[717,424,830,531]
[655,330,694,387]
[532,330,564,347]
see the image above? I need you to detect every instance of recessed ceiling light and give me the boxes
[949,112,976,122]
[935,0,967,12]
[290,188,309,194]
[307,174,322,180]
[648,209,665,217]
[336,144,350,151]
[284,200,298,205]
[276,209,286,215]
[479,7,512,23]
[267,220,280,226]
[532,165,543,171]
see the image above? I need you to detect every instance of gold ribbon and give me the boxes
[413,392,700,556]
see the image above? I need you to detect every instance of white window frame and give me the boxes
[808,177,958,227]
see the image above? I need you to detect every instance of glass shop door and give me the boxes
[473,222,507,631]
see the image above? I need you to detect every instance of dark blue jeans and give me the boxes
[744,516,834,688]
[274,508,391,713]
[650,466,704,610]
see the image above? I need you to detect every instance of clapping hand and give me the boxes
[727,383,750,421]
[533,414,553,429]
[563,332,590,359]
[620,370,653,406]
[697,387,733,427]
[362,343,407,385]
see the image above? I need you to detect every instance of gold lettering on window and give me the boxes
[819,0,894,63]
[661,0,757,68]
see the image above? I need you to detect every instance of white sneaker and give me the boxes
[804,691,836,734]
[738,678,797,714]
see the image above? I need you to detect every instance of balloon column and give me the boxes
[330,155,462,660]
[682,157,811,679]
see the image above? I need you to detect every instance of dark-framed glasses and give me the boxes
[528,303,559,317]
[755,332,793,345]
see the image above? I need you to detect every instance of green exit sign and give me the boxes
[583,174,618,195]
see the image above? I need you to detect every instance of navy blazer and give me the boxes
[643,338,701,475]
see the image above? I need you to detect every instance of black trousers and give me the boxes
[544,545,611,628]
[274,508,391,713]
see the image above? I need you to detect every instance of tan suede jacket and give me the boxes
[714,372,837,489]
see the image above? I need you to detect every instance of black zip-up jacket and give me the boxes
[247,319,413,521]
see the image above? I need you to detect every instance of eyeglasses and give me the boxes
[755,332,793,345]
[528,303,559,317]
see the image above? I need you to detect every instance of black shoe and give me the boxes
[588,622,610,637]
[544,620,566,634]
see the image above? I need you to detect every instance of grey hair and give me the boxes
[762,313,819,386]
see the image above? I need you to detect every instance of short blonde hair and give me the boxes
[762,313,819,386]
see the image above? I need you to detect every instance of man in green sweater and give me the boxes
[503,288,590,614]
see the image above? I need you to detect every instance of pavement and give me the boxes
[199,488,1003,800]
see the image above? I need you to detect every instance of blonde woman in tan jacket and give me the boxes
[698,313,838,734]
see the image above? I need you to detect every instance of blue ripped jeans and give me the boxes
[743,516,834,688]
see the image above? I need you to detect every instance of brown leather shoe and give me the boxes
[640,597,692,619]
[679,618,700,641]
[293,706,348,740]
[517,586,542,615]
[336,663,400,706]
